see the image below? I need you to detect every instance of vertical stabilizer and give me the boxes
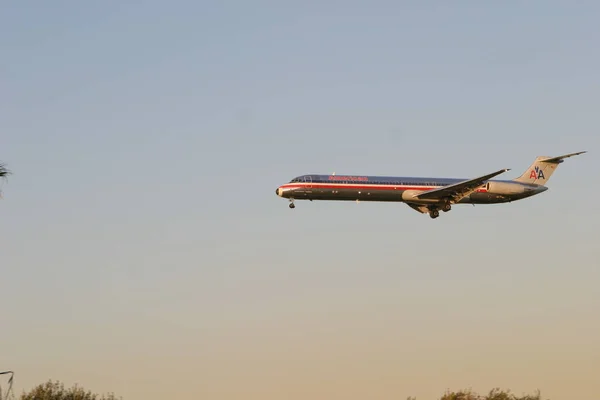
[513,151,586,185]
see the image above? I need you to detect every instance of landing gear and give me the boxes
[427,200,451,219]
[289,200,295,209]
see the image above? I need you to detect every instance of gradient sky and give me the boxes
[1,1,599,399]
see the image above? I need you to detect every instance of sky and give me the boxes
[1,1,599,399]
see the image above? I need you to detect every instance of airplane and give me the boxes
[274,151,586,219]
[0,161,10,199]
[0,162,9,179]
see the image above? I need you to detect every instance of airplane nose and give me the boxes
[275,188,279,195]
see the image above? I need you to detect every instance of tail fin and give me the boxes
[513,151,586,186]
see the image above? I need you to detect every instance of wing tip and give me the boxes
[565,150,587,157]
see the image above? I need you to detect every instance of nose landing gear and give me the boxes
[289,199,295,209]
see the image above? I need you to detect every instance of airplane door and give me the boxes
[304,176,313,191]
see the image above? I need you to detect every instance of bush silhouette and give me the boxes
[4,379,547,400]
[427,387,544,400]
[17,380,121,400]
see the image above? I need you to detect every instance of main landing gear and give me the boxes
[428,202,452,219]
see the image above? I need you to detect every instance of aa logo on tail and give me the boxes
[529,166,545,180]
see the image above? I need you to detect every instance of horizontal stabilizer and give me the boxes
[538,151,587,164]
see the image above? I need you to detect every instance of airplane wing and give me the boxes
[413,168,511,202]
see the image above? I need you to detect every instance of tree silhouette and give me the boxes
[18,381,121,400]
[4,377,549,400]
[403,388,546,400]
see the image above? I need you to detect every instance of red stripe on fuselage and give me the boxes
[279,182,488,193]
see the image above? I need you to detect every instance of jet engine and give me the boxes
[485,181,525,195]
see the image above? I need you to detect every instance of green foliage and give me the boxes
[18,381,121,400]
